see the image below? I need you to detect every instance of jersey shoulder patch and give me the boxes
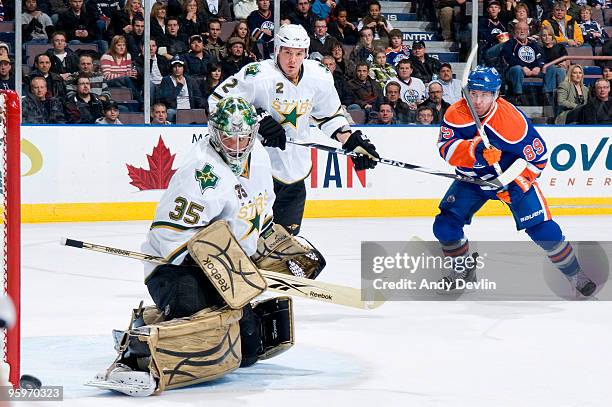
[484,98,529,144]
[194,163,220,194]
[318,62,331,73]
[443,100,475,128]
[244,62,261,78]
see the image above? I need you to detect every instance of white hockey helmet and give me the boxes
[275,24,310,57]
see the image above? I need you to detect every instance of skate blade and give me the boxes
[85,379,155,397]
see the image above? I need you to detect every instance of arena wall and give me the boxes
[21,125,612,222]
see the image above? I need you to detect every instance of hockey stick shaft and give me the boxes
[461,44,501,173]
[461,46,528,181]
[287,139,503,188]
[60,237,383,310]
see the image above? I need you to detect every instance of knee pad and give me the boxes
[433,210,466,243]
[239,296,294,367]
[526,220,564,251]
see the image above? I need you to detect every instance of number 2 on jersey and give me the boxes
[221,78,238,93]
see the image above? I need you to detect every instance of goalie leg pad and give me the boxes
[252,223,326,279]
[239,296,294,367]
[106,306,244,394]
[187,221,267,309]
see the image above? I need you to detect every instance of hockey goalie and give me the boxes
[88,96,325,396]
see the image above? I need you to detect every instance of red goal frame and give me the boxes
[1,90,21,387]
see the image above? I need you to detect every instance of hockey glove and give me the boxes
[342,130,379,170]
[256,109,286,150]
[496,183,525,205]
[474,138,502,167]
[497,165,540,204]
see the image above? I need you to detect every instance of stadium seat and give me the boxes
[221,21,239,42]
[25,44,51,66]
[176,109,208,124]
[604,8,612,25]
[25,43,98,67]
[119,112,144,124]
[118,101,140,112]
[591,8,604,27]
[0,21,14,33]
[109,87,134,102]
[348,109,366,124]
[567,46,594,67]
[583,65,603,86]
[604,26,612,39]
[70,43,99,55]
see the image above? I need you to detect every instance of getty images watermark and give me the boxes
[371,251,494,292]
[361,241,612,301]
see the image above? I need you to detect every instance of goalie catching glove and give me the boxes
[340,130,379,170]
[252,222,326,279]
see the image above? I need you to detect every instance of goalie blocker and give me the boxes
[91,221,322,396]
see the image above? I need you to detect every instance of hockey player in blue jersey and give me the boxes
[433,66,596,297]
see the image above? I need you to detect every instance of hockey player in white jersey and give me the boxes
[89,96,325,397]
[209,24,380,235]
[142,97,275,276]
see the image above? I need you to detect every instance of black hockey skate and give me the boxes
[568,269,597,297]
[438,253,478,293]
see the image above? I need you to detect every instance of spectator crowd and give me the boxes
[0,0,609,124]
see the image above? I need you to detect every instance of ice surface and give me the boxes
[20,216,612,406]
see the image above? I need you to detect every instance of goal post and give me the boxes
[1,89,21,388]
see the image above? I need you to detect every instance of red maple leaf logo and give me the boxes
[126,136,178,190]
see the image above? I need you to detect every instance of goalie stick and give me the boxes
[287,139,516,188]
[60,237,384,310]
[461,44,528,180]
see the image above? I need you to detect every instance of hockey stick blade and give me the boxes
[288,140,506,188]
[60,237,383,310]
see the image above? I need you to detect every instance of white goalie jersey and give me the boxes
[142,137,275,279]
[208,59,349,184]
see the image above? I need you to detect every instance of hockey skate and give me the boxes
[567,269,597,297]
[437,253,478,294]
[86,363,157,397]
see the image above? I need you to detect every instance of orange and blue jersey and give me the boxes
[437,97,547,191]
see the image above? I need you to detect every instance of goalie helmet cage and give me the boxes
[0,90,21,388]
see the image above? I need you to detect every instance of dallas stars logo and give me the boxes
[244,63,260,77]
[241,207,262,240]
[195,164,219,194]
[279,104,303,128]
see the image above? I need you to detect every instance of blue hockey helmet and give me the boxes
[467,66,501,93]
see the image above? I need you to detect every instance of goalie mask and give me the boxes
[209,96,260,176]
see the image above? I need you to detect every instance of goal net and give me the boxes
[0,90,20,388]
